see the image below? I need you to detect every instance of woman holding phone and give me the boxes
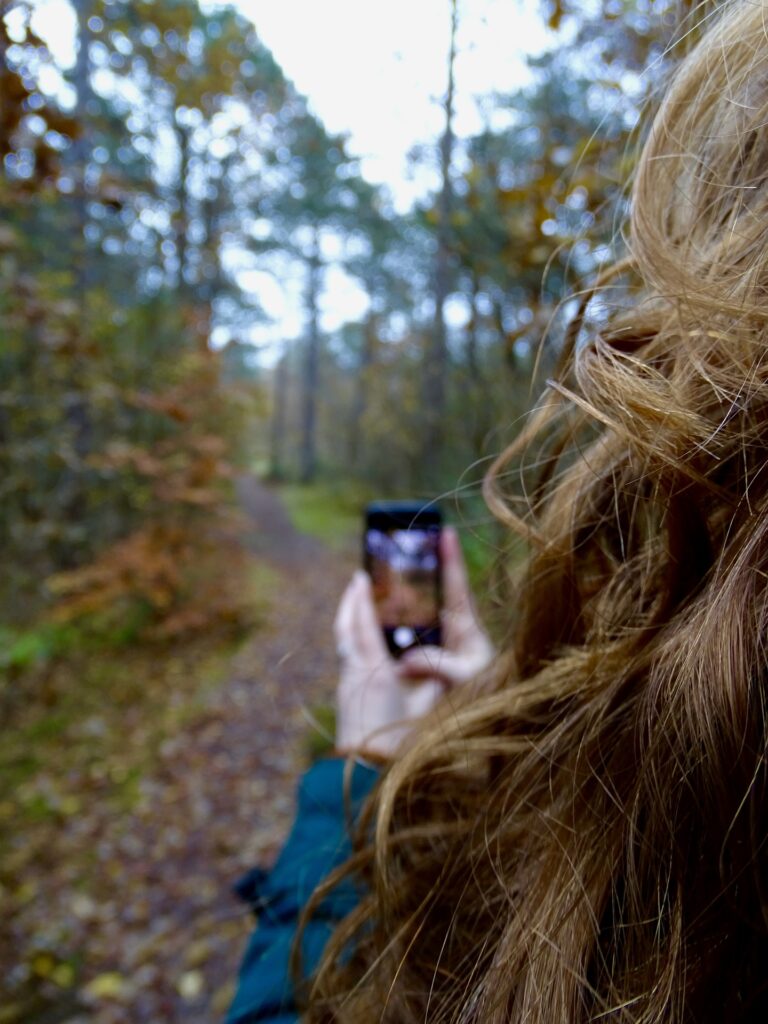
[230,2,768,1020]
[226,525,492,1023]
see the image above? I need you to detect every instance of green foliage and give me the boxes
[0,616,148,681]
[0,624,68,673]
[0,0,279,642]
[278,483,364,550]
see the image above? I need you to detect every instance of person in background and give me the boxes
[231,1,768,1020]
[226,526,493,1023]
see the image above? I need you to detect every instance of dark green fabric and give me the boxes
[226,757,380,1024]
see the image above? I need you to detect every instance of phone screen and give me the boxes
[364,504,441,657]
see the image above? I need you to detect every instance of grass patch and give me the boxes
[278,482,364,550]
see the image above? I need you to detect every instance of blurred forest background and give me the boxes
[1,0,705,1021]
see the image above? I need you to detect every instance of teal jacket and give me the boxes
[226,757,380,1024]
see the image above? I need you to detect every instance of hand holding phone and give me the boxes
[333,570,444,758]
[396,525,495,688]
[333,524,495,758]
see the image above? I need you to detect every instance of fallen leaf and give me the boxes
[83,972,126,1000]
[177,970,203,1001]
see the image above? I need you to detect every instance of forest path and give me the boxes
[8,478,355,1024]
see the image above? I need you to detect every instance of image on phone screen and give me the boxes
[364,513,441,657]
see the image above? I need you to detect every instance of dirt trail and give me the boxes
[8,479,355,1023]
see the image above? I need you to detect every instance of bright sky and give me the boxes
[237,0,551,210]
[29,0,551,208]
[24,0,553,349]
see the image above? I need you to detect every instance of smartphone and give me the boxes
[363,501,442,658]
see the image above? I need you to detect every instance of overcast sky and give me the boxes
[25,0,553,349]
[238,0,551,209]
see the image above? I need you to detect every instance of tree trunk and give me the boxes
[269,348,289,480]
[497,299,518,374]
[299,227,321,483]
[174,122,191,297]
[200,154,232,304]
[70,0,94,306]
[466,271,482,384]
[465,272,489,458]
[349,313,377,469]
[59,0,95,563]
[0,18,11,170]
[423,0,458,472]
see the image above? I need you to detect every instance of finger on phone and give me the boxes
[399,645,455,685]
[441,526,472,617]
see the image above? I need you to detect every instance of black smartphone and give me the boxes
[363,501,442,658]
